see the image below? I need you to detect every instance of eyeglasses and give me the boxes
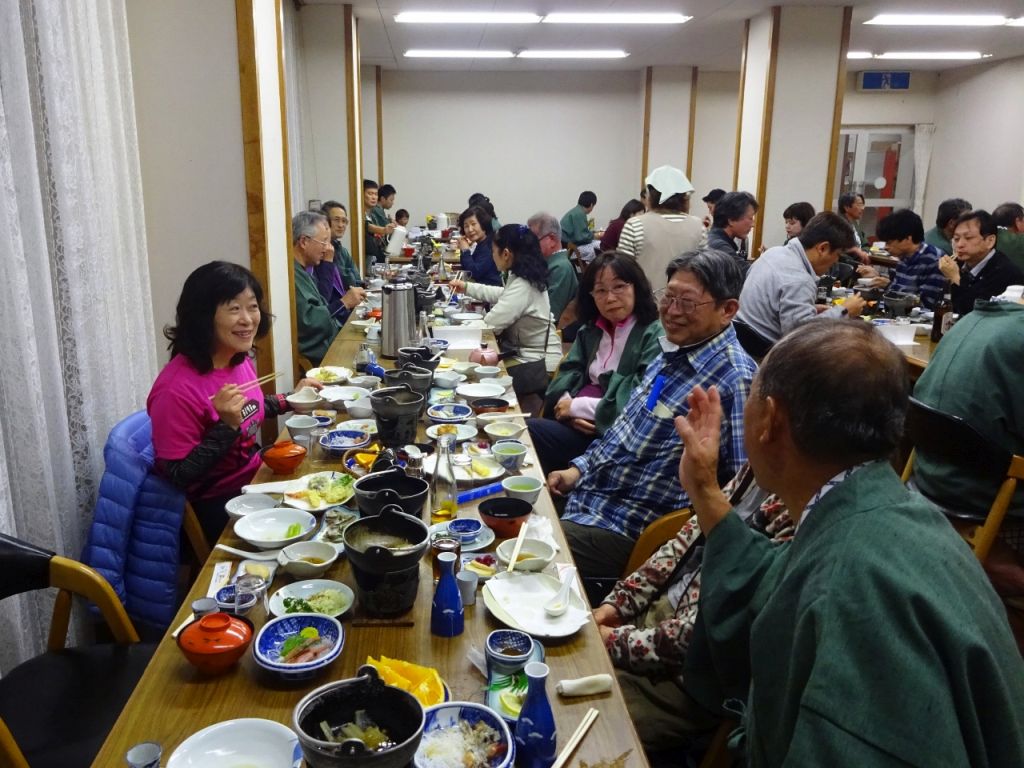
[591,282,632,299]
[307,236,333,249]
[655,288,715,314]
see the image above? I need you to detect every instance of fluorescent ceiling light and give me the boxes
[846,51,873,59]
[395,12,541,24]
[518,50,630,59]
[876,51,986,60]
[404,49,515,58]
[1007,18,1024,26]
[542,13,691,25]
[865,14,1008,26]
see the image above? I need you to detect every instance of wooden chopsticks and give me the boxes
[551,708,600,768]
[207,371,281,399]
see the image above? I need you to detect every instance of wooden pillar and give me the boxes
[344,4,364,274]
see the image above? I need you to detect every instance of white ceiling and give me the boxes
[298,0,1024,72]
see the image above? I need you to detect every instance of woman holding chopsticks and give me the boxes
[148,260,322,541]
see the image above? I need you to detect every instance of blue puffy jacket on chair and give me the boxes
[82,410,185,631]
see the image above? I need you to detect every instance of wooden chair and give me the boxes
[622,509,693,577]
[0,534,155,768]
[901,397,1024,563]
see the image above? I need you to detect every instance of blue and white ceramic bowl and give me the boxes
[319,429,371,457]
[253,613,343,681]
[447,518,483,544]
[414,702,513,768]
[426,402,473,424]
[485,629,535,676]
[214,584,257,614]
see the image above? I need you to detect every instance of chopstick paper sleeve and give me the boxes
[556,674,613,697]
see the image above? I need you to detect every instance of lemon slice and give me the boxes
[499,690,525,718]
[299,627,319,640]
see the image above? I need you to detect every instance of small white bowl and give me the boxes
[347,375,381,389]
[501,476,543,505]
[453,312,484,324]
[456,383,505,403]
[345,398,374,419]
[432,371,462,389]
[226,493,279,522]
[286,386,326,414]
[473,366,502,380]
[278,541,339,579]
[234,508,317,550]
[452,361,479,376]
[484,422,526,441]
[495,538,556,572]
[286,414,319,441]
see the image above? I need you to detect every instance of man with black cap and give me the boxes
[702,188,725,229]
[618,165,706,283]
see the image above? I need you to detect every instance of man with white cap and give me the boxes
[618,166,706,285]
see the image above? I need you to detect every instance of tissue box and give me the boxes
[432,325,483,350]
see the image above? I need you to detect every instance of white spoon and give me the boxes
[214,543,282,561]
[544,567,577,617]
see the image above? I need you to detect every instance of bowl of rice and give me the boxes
[414,702,513,768]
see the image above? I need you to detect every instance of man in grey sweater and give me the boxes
[735,212,865,348]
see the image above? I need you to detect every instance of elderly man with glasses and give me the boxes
[528,211,578,327]
[292,210,342,366]
[548,250,755,600]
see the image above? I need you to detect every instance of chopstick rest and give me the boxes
[556,674,613,697]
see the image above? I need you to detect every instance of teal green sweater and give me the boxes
[912,300,1024,517]
[924,226,951,255]
[997,229,1024,272]
[546,249,578,323]
[543,318,663,435]
[294,260,340,365]
[560,205,593,246]
[693,461,1024,767]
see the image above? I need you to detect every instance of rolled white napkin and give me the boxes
[557,674,613,697]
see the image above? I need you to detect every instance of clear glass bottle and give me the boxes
[418,310,430,342]
[430,434,458,525]
[515,662,557,768]
[354,343,371,373]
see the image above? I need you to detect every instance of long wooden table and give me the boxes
[93,316,648,766]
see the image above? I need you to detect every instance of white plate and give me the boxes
[350,319,380,328]
[482,572,589,638]
[226,493,278,521]
[319,385,370,405]
[235,559,279,583]
[453,312,484,323]
[336,418,378,436]
[306,366,352,384]
[311,508,359,553]
[461,552,499,580]
[167,718,301,768]
[435,356,458,370]
[456,383,505,401]
[279,471,356,511]
[269,579,354,618]
[430,522,496,553]
[423,454,504,483]
[425,423,477,442]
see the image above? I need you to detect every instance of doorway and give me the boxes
[833,126,915,240]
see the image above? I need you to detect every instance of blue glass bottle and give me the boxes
[515,661,556,768]
[430,551,464,637]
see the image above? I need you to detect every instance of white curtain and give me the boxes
[913,123,935,216]
[0,0,157,672]
[282,0,308,213]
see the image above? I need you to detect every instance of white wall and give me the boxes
[760,6,846,246]
[361,65,380,183]
[735,12,772,193]
[690,70,739,199]
[297,5,349,218]
[646,66,692,172]
[842,71,937,126]
[924,56,1024,218]
[252,0,295,381]
[126,0,248,364]
[379,70,645,228]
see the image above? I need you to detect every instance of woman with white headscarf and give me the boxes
[617,166,706,284]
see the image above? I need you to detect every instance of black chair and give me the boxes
[901,397,1024,563]
[0,534,156,768]
[731,319,774,361]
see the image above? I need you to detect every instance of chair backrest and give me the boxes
[903,397,1023,563]
[905,397,1012,483]
[623,509,693,577]
[731,319,773,361]
[0,533,139,651]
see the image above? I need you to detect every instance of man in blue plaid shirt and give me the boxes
[857,209,947,309]
[549,251,756,590]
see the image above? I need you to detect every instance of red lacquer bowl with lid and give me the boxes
[177,612,254,675]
